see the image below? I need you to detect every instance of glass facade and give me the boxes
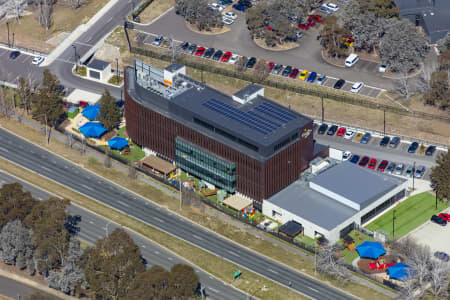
[175,138,236,192]
[361,189,406,225]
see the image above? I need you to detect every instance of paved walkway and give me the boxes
[10,114,397,299]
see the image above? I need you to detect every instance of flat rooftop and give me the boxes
[310,162,407,210]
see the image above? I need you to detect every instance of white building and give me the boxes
[263,160,408,244]
[86,59,112,82]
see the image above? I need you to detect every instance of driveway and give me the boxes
[136,9,396,92]
[0,48,43,84]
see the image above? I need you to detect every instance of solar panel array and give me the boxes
[254,102,297,124]
[202,99,282,135]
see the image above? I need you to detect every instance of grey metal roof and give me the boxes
[422,10,450,43]
[267,179,358,231]
[88,59,110,71]
[233,84,263,99]
[279,220,303,236]
[310,162,407,210]
[165,63,185,72]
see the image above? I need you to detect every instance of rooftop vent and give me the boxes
[232,84,264,104]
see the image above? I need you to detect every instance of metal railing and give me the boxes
[0,41,48,56]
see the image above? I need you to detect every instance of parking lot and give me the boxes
[135,8,394,97]
[0,47,43,85]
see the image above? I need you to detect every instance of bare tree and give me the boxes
[429,259,449,300]
[235,56,248,73]
[69,0,86,9]
[316,245,351,284]
[36,0,53,30]
[253,59,270,82]
[10,0,26,22]
[0,88,15,118]
[104,151,112,168]
[408,244,431,296]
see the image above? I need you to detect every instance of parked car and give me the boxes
[223,11,237,19]
[349,154,360,164]
[351,82,364,93]
[195,46,206,56]
[360,132,371,144]
[228,54,239,64]
[431,215,447,226]
[325,2,339,11]
[306,72,317,83]
[297,23,310,30]
[386,162,396,174]
[359,156,370,167]
[336,127,346,136]
[318,124,328,134]
[246,57,257,68]
[368,158,377,169]
[212,50,223,60]
[425,145,436,156]
[377,160,389,172]
[203,47,215,58]
[282,66,292,77]
[327,125,338,135]
[333,79,345,89]
[389,136,401,148]
[316,74,327,85]
[405,165,414,177]
[180,41,189,51]
[298,69,309,80]
[434,251,450,262]
[32,56,45,65]
[232,3,247,11]
[317,5,332,14]
[152,35,163,46]
[272,64,284,75]
[379,136,390,147]
[394,163,405,175]
[308,15,324,23]
[407,142,419,153]
[187,44,197,54]
[414,165,425,178]
[161,39,171,48]
[343,151,351,161]
[438,213,450,222]
[268,62,275,71]
[344,130,355,140]
[223,17,234,25]
[289,68,300,78]
[208,2,224,11]
[221,51,232,62]
[379,63,387,73]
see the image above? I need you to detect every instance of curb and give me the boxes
[131,6,174,27]
[0,44,43,58]
[71,65,124,88]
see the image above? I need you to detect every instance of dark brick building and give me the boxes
[124,60,327,208]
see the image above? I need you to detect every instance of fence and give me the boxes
[130,45,450,124]
[0,41,48,56]
[131,0,154,21]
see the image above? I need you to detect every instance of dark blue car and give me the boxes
[408,142,419,153]
[233,3,246,11]
[306,72,317,83]
[349,154,360,164]
[360,132,371,144]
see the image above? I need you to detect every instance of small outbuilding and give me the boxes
[87,59,112,82]
[222,194,253,212]
[139,155,176,178]
[278,220,303,238]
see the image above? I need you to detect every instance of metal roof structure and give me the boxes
[87,59,110,71]
[309,162,407,210]
[233,84,264,99]
[279,220,303,237]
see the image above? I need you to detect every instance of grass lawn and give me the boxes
[100,126,145,163]
[137,0,175,24]
[339,230,374,264]
[365,192,449,239]
[74,66,87,77]
[108,75,124,85]
[294,234,316,248]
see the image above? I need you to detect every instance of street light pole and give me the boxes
[6,21,10,47]
[116,58,119,83]
[12,32,15,48]
[383,109,386,136]
[179,179,182,210]
[392,209,396,239]
[72,45,78,72]
[321,96,324,122]
[412,161,416,191]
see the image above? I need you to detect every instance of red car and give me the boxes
[358,156,369,167]
[195,46,206,56]
[309,15,324,23]
[377,160,389,172]
[297,24,309,30]
[368,158,377,170]
[289,68,299,78]
[336,127,346,136]
[221,51,232,62]
[439,213,450,222]
[308,20,316,27]
[268,61,275,71]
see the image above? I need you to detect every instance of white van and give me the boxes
[345,54,359,67]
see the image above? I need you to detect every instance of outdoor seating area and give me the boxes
[138,155,177,179]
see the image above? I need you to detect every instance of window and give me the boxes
[272,210,281,218]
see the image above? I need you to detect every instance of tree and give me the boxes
[36,0,53,30]
[98,89,120,131]
[168,264,199,299]
[32,69,64,142]
[18,75,38,114]
[315,245,351,284]
[424,70,450,109]
[80,228,145,300]
[0,220,33,269]
[0,182,38,228]
[320,16,349,57]
[175,0,222,31]
[437,31,450,53]
[25,198,71,276]
[235,56,248,73]
[129,265,170,300]
[431,151,450,202]
[253,59,270,82]
[56,237,87,296]
[429,259,449,300]
[0,87,15,118]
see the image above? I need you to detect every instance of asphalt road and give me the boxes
[0,275,50,299]
[0,170,245,300]
[0,129,357,300]
[0,48,43,86]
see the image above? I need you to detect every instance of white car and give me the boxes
[32,56,45,65]
[208,3,224,11]
[222,17,234,25]
[228,54,239,64]
[344,130,355,140]
[222,11,237,19]
[343,151,352,161]
[351,82,364,93]
[379,64,387,73]
[325,3,339,11]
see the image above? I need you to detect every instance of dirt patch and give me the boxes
[254,38,299,51]
[45,32,70,47]
[185,21,231,35]
[136,0,175,24]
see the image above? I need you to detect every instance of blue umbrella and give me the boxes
[356,241,386,259]
[388,263,412,280]
[108,137,129,150]
[81,105,101,120]
[79,122,107,138]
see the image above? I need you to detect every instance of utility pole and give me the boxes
[179,179,182,210]
[12,32,15,48]
[314,246,317,275]
[6,21,10,47]
[383,109,386,136]
[412,161,416,191]
[44,113,48,145]
[392,209,396,239]
[116,58,119,83]
[72,45,78,72]
[321,96,324,122]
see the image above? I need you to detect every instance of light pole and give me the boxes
[321,96,324,122]
[6,21,10,47]
[392,209,396,239]
[116,58,119,83]
[179,179,182,210]
[412,161,416,191]
[383,109,386,136]
[12,32,15,48]
[72,45,78,72]
[314,245,317,275]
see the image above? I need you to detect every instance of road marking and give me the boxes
[227,250,240,257]
[86,36,93,43]
[0,147,9,152]
[209,287,219,293]
[153,216,164,223]
[117,200,130,207]
[168,257,173,261]
[154,251,159,255]
[142,245,146,248]
[268,268,279,274]
[307,287,319,293]
[107,17,113,23]
[81,184,93,191]
[193,234,203,240]
[89,220,94,224]
[64,166,68,169]
[41,166,52,172]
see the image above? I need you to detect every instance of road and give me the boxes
[0,129,357,300]
[0,275,53,299]
[0,170,246,300]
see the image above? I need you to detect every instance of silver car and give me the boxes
[394,163,404,175]
[414,165,425,178]
[385,162,396,174]
[405,165,414,177]
[316,74,327,85]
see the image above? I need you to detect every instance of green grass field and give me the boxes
[339,230,374,264]
[365,192,449,239]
